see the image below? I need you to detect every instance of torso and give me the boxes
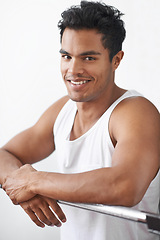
[53,90,160,240]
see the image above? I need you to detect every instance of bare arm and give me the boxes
[0,96,68,227]
[0,96,68,185]
[3,97,160,207]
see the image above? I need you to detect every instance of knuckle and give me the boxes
[39,215,46,223]
[28,201,39,210]
[44,212,59,226]
[30,204,37,211]
[12,200,18,205]
[9,196,18,205]
[21,202,34,212]
[48,215,56,223]
[51,219,60,226]
[38,215,52,226]
[9,195,14,200]
[5,189,10,195]
[23,205,30,211]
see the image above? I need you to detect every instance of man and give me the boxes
[0,1,160,239]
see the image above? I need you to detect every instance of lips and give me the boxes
[70,80,90,85]
[65,75,93,86]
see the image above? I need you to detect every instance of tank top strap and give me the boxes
[105,89,143,117]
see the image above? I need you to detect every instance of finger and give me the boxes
[49,200,66,223]
[9,192,19,205]
[21,197,62,227]
[5,189,19,205]
[37,202,62,227]
[21,206,45,228]
[31,207,54,227]
[2,182,6,192]
[33,197,64,227]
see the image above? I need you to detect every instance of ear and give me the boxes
[112,51,124,70]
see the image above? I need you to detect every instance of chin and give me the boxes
[69,95,94,103]
[67,90,93,103]
[69,96,84,102]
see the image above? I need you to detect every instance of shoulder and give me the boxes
[34,95,69,131]
[45,95,70,119]
[112,96,159,121]
[109,96,160,145]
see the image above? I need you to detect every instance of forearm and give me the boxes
[0,148,23,184]
[3,163,146,207]
[30,168,129,205]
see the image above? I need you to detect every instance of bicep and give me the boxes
[2,125,54,165]
[110,97,160,204]
[2,96,69,165]
[111,138,158,205]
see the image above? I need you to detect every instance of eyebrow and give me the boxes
[59,49,101,56]
[59,49,69,55]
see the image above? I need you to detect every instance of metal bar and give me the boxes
[58,201,146,223]
[58,200,160,235]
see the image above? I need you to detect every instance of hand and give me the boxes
[20,195,66,228]
[2,164,36,204]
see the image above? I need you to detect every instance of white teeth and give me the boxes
[70,80,88,85]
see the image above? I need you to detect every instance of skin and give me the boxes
[1,28,160,228]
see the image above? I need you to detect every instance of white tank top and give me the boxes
[54,90,160,240]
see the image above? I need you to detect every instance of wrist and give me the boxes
[1,166,21,187]
[29,171,54,198]
[29,171,42,195]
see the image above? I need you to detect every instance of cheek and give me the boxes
[60,62,67,77]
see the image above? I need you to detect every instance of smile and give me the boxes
[70,80,89,85]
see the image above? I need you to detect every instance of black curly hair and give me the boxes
[58,1,126,61]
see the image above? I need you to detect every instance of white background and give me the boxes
[0,0,160,239]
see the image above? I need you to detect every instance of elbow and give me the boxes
[120,194,141,207]
[108,181,144,207]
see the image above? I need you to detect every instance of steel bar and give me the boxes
[58,200,160,235]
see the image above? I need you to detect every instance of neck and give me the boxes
[70,85,126,140]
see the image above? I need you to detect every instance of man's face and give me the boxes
[60,28,115,102]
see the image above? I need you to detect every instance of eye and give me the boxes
[84,56,96,61]
[62,55,71,60]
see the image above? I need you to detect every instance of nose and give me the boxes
[68,58,84,75]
